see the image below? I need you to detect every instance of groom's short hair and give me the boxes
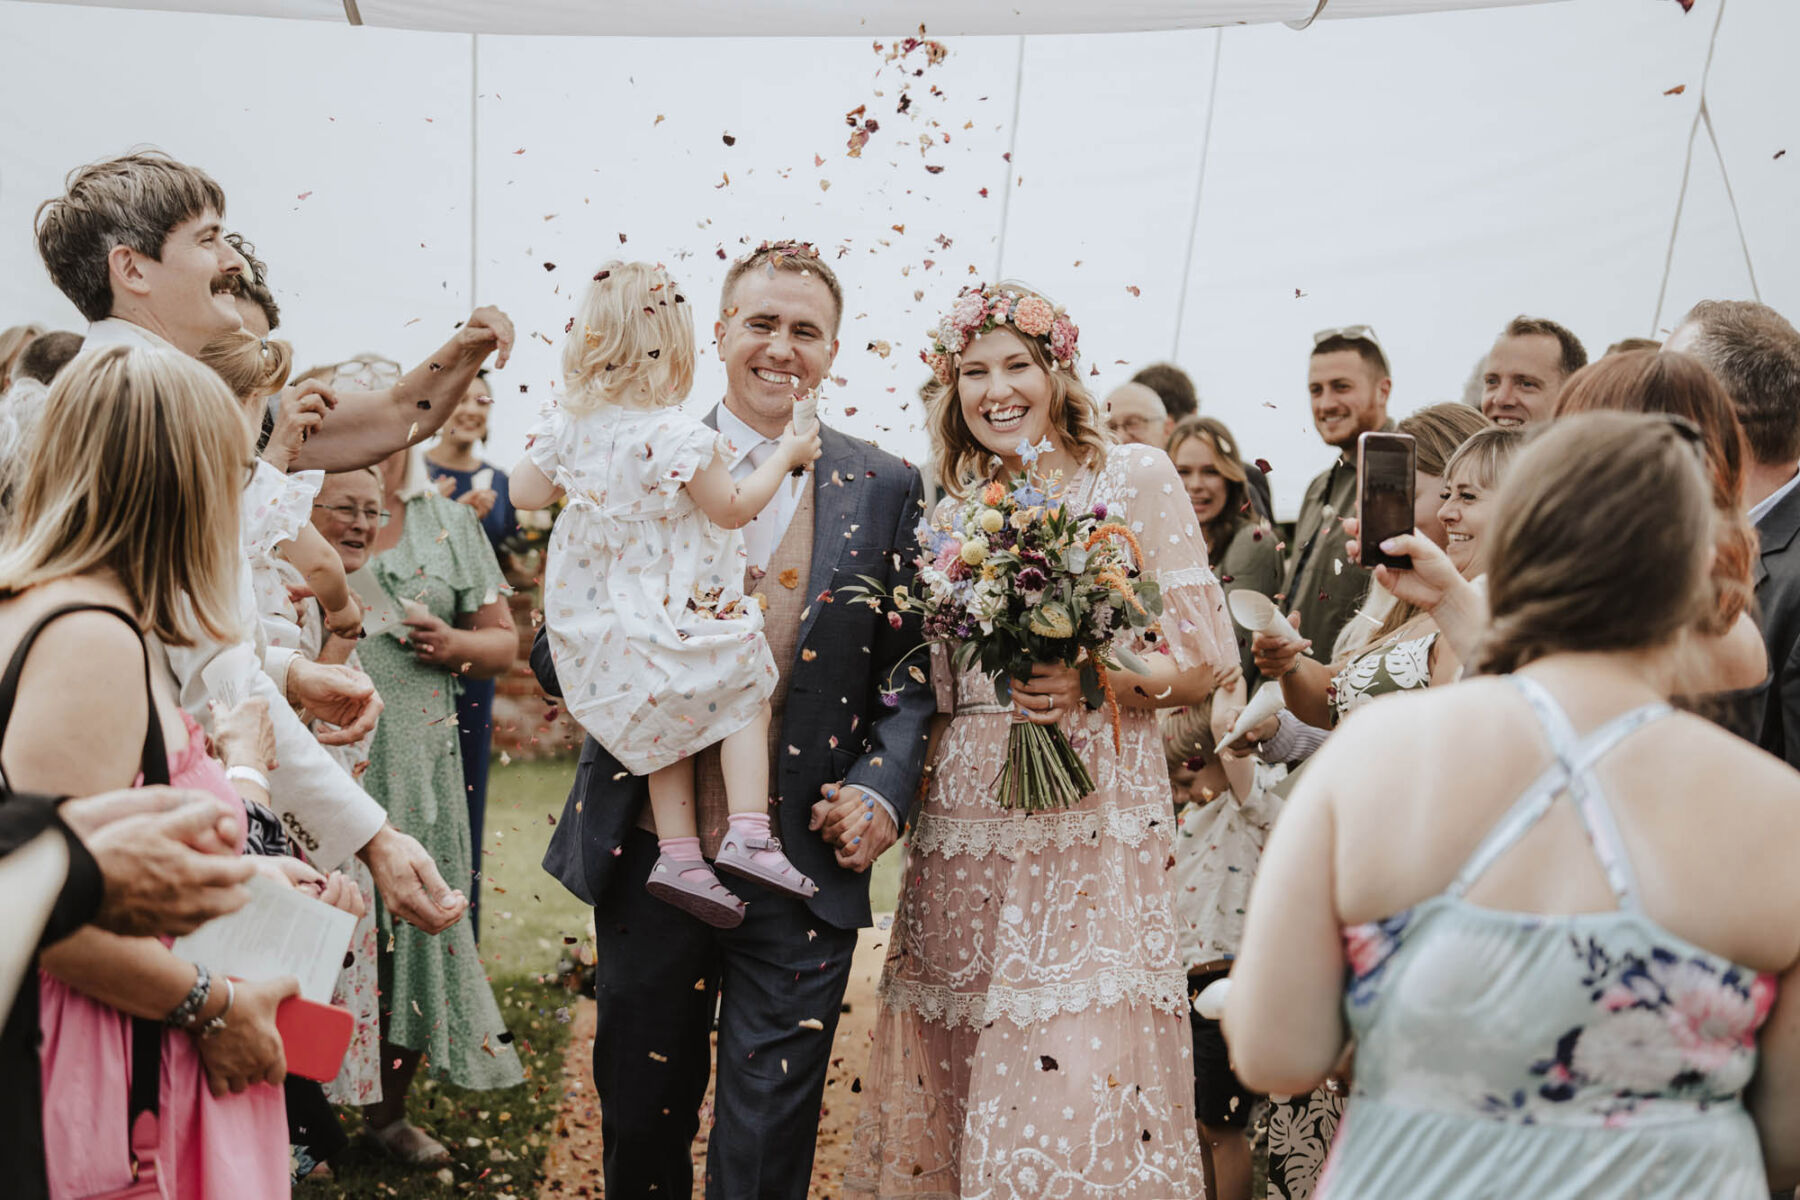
[722,240,843,337]
[36,151,227,323]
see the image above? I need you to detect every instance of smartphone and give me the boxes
[1357,431,1416,571]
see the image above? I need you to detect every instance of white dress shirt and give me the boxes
[711,403,900,832]
[85,318,388,868]
[1749,467,1800,528]
[715,403,805,576]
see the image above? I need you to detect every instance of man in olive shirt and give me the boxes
[1281,326,1393,659]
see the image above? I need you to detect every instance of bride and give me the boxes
[847,283,1237,1198]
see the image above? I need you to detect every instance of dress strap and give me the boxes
[1445,676,1671,909]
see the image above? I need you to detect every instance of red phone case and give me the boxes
[274,995,355,1082]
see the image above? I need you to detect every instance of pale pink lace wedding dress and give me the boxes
[846,443,1237,1199]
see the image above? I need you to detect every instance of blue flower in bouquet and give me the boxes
[1012,482,1047,507]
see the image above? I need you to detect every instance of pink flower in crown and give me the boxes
[951,291,988,337]
[988,293,1012,323]
[936,313,970,356]
[922,348,954,386]
[1011,295,1055,339]
[1049,314,1079,364]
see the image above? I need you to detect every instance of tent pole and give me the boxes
[1700,96,1761,303]
[469,33,479,308]
[1171,30,1224,361]
[992,36,1027,282]
[1651,0,1728,335]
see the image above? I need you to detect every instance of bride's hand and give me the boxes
[1010,663,1083,726]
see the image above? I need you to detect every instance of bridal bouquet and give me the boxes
[852,440,1163,811]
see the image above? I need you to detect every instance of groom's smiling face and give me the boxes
[715,269,840,434]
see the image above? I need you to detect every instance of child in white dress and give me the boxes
[511,261,820,927]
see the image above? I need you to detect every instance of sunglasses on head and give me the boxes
[328,356,403,389]
[1313,325,1383,349]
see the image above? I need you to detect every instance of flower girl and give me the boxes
[512,261,820,927]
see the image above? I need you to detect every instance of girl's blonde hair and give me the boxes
[198,330,293,403]
[561,260,695,417]
[927,285,1107,496]
[0,346,246,646]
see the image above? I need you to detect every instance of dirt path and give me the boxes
[538,924,887,1198]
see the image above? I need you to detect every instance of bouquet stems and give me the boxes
[994,721,1094,811]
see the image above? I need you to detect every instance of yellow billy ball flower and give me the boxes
[960,538,990,566]
[979,507,1005,534]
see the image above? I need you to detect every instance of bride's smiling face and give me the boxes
[956,327,1054,457]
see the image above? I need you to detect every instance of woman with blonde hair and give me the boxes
[199,330,363,644]
[0,323,43,394]
[848,282,1236,1198]
[1229,412,1800,1197]
[0,345,295,1197]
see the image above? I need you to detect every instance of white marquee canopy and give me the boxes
[28,0,1559,36]
[2,0,1791,516]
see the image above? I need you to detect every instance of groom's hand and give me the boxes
[810,783,897,873]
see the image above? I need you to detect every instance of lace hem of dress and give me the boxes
[908,800,1177,860]
[879,968,1191,1030]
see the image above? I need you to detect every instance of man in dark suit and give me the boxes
[535,241,934,1199]
[1671,301,1800,766]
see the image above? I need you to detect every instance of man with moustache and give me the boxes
[535,240,934,1199]
[35,151,512,928]
[1280,325,1394,659]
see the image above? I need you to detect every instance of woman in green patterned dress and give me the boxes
[311,451,523,1164]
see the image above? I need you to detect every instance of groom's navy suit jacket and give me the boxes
[537,416,935,930]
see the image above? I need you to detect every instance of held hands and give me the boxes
[779,421,823,473]
[455,306,515,370]
[251,855,368,919]
[810,783,897,872]
[61,788,255,937]
[1009,662,1084,726]
[323,594,364,640]
[359,823,466,933]
[288,660,383,746]
[1251,614,1310,681]
[211,696,278,773]
[197,974,297,1096]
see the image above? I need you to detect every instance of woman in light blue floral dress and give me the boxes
[1227,413,1800,1198]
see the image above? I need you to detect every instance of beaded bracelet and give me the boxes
[164,961,212,1030]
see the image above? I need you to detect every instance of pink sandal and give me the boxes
[714,829,818,899]
[645,855,746,928]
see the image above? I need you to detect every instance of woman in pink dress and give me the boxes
[847,285,1237,1198]
[0,346,295,1197]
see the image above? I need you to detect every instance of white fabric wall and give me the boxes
[2,0,1794,517]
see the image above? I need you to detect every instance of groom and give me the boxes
[536,241,935,1198]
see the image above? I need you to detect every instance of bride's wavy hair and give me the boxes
[1472,412,1715,676]
[925,283,1107,497]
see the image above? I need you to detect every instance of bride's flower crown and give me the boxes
[921,283,1080,387]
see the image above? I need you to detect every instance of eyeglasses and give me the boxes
[1313,325,1383,349]
[327,356,402,390]
[1108,415,1157,436]
[314,503,391,527]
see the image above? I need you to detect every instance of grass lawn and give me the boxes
[311,974,574,1199]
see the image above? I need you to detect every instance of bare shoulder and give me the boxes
[1313,678,1524,793]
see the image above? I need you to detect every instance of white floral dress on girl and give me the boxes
[528,402,777,773]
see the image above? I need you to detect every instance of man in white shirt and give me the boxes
[1670,301,1800,769]
[36,151,514,930]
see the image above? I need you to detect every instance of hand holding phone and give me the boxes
[1357,432,1416,571]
